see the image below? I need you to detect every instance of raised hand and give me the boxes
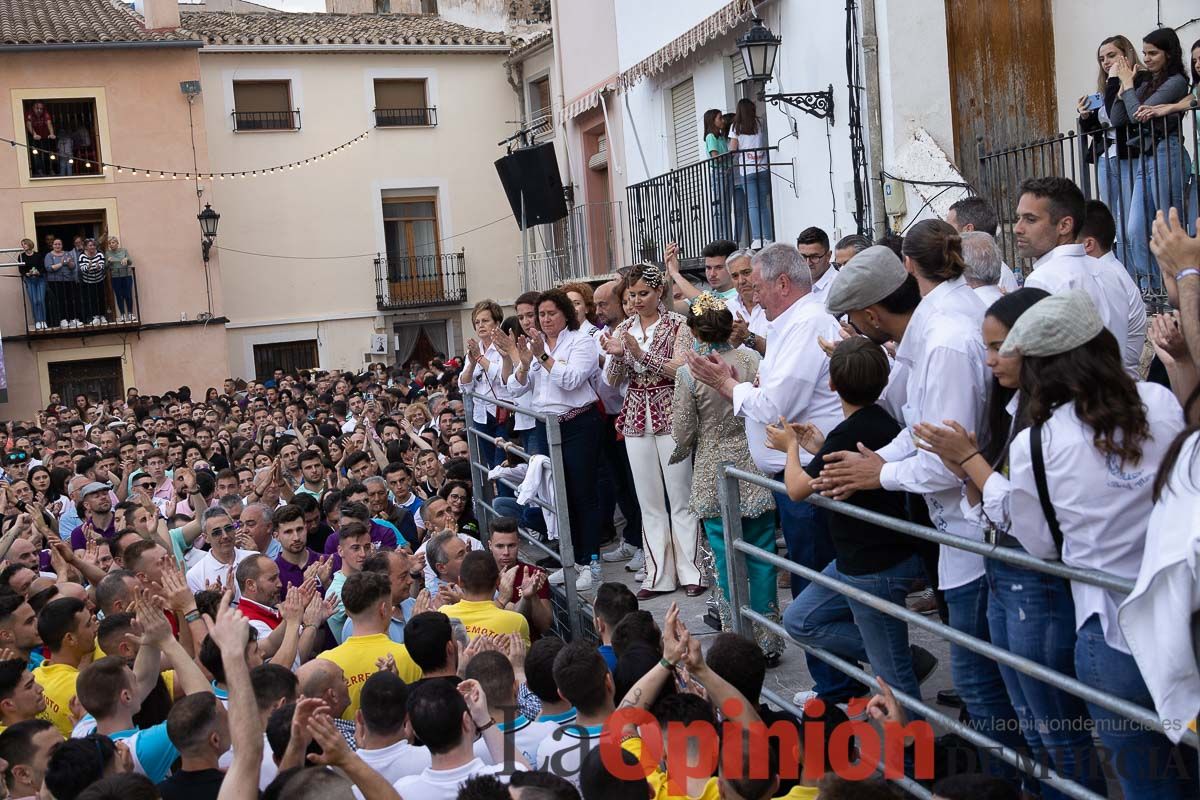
[279,584,305,625]
[412,588,432,615]
[600,332,625,356]
[497,565,518,606]
[132,590,173,648]
[203,590,249,654]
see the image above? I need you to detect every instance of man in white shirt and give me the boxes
[960,231,1005,308]
[686,243,855,703]
[185,508,257,596]
[1015,177,1130,360]
[726,249,769,356]
[534,641,614,788]
[393,678,523,800]
[1079,198,1147,377]
[946,195,1020,292]
[796,226,840,300]
[352,669,432,788]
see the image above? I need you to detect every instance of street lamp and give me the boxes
[197,203,220,262]
[736,17,834,124]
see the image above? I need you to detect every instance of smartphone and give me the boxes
[449,618,470,650]
[1085,92,1104,111]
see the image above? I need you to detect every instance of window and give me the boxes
[22,99,102,179]
[232,81,299,131]
[253,340,318,380]
[49,358,123,404]
[378,196,462,307]
[529,76,551,125]
[670,78,698,168]
[374,79,434,127]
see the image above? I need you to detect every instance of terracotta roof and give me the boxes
[0,0,199,47]
[507,29,549,59]
[181,11,508,47]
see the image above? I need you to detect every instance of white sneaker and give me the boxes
[602,542,637,563]
[625,548,645,572]
[548,568,565,586]
[575,569,594,591]
[793,689,819,710]
[633,567,646,583]
[71,319,82,328]
[60,320,69,328]
[128,314,137,322]
[751,238,763,249]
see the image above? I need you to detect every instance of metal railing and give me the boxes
[374,107,437,127]
[716,464,1198,799]
[462,392,595,642]
[626,147,775,267]
[232,110,301,131]
[374,251,467,310]
[18,266,142,337]
[23,99,103,178]
[978,105,1198,309]
[520,200,628,292]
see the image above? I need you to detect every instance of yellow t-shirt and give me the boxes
[440,599,530,645]
[33,662,80,737]
[317,633,422,719]
[620,737,817,800]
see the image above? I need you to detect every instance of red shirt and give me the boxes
[512,561,551,600]
[25,110,52,138]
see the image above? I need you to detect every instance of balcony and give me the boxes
[626,148,774,267]
[19,267,142,338]
[232,110,301,131]
[519,201,627,292]
[374,252,467,310]
[374,107,437,128]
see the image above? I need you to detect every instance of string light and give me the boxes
[0,130,369,181]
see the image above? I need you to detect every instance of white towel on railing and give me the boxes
[520,455,559,543]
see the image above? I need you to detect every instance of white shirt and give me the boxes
[392,758,522,800]
[877,277,990,590]
[592,325,627,414]
[356,739,433,787]
[972,284,1003,309]
[1119,431,1200,742]
[1007,382,1182,653]
[535,722,604,789]
[418,532,484,591]
[732,292,843,474]
[1024,244,1127,361]
[1097,250,1148,377]
[998,262,1020,293]
[725,296,770,353]
[474,715,556,767]
[461,342,506,423]
[217,734,277,791]
[185,547,257,596]
[507,328,600,417]
[341,416,358,434]
[810,265,838,298]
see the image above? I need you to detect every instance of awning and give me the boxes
[617,0,753,91]
[563,80,616,122]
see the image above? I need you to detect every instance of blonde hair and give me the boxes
[1096,35,1143,93]
[405,402,431,426]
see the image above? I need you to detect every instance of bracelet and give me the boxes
[1177,268,1200,282]
[184,610,201,624]
[476,719,495,733]
[957,450,981,467]
[659,657,676,670]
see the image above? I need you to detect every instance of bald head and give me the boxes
[297,658,350,717]
[67,476,90,498]
[594,279,625,328]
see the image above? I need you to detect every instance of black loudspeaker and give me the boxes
[494,143,568,229]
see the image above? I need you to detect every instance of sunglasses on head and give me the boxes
[5,451,28,464]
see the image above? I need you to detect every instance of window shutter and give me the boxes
[731,53,747,85]
[670,78,698,168]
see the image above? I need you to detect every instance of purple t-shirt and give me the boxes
[69,517,117,550]
[322,521,398,571]
[275,548,321,594]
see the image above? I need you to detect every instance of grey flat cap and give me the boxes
[824,245,909,316]
[1000,289,1103,357]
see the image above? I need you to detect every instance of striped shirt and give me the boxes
[77,252,106,283]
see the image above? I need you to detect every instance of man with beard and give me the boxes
[68,481,115,551]
[272,504,330,596]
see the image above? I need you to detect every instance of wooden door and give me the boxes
[383,198,444,302]
[945,0,1057,189]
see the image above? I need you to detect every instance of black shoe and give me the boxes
[764,652,782,670]
[910,644,939,685]
[937,688,964,708]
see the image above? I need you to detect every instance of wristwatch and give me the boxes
[538,353,550,363]
[744,332,758,350]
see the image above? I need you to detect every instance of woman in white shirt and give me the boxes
[460,300,508,470]
[505,289,604,590]
[994,290,1187,800]
[728,98,773,247]
[915,288,1108,798]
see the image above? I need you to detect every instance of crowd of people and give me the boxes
[17,232,137,330]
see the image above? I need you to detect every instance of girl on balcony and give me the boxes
[703,108,732,240]
[43,238,78,328]
[729,98,773,248]
[1133,38,1200,230]
[17,238,47,330]
[104,236,136,323]
[601,263,702,600]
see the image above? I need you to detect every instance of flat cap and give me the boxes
[1000,289,1103,358]
[824,246,909,316]
[80,481,112,497]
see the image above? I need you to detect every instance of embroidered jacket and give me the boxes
[604,307,692,437]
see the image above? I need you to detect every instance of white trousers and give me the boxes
[625,428,701,591]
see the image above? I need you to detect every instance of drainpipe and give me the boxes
[861,0,886,238]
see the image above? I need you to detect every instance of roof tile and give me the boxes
[0,0,197,46]
[180,10,508,48]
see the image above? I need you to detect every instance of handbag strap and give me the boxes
[1030,423,1064,557]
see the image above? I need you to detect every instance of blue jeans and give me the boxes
[493,496,546,536]
[742,170,773,242]
[1127,135,1193,291]
[1074,615,1195,799]
[25,278,46,324]
[774,492,858,702]
[710,168,732,240]
[1097,153,1136,268]
[783,556,922,714]
[986,559,1105,800]
[525,421,549,458]
[944,576,1026,783]
[112,275,133,316]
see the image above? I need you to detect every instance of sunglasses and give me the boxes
[135,482,155,491]
[210,524,239,537]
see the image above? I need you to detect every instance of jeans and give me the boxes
[733,184,748,246]
[493,496,546,536]
[944,576,1026,783]
[710,168,732,240]
[1074,615,1196,799]
[774,491,857,701]
[1127,135,1193,290]
[742,169,773,243]
[25,278,46,324]
[986,559,1105,800]
[112,275,133,316]
[525,421,549,458]
[558,406,603,565]
[783,556,922,712]
[597,416,642,550]
[1097,153,1135,268]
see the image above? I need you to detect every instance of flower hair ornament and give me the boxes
[690,291,728,316]
[636,262,665,289]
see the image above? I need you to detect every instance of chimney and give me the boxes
[135,0,181,30]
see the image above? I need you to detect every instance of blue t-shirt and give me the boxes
[342,597,416,643]
[111,723,179,783]
[597,644,617,672]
